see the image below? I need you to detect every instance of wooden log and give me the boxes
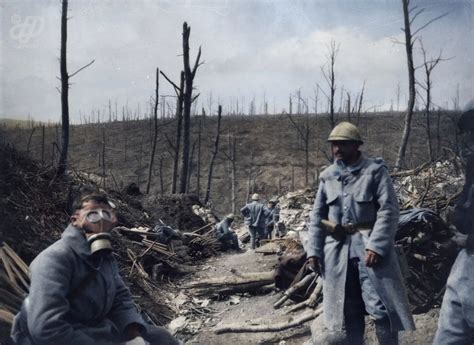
[214,307,323,334]
[285,276,323,313]
[274,272,317,309]
[0,309,15,324]
[191,223,213,234]
[3,243,29,275]
[192,281,275,296]
[183,271,274,289]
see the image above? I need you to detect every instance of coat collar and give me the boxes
[335,152,367,174]
[61,224,92,260]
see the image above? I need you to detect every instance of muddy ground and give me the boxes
[174,249,440,345]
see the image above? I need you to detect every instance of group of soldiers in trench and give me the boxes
[214,194,281,251]
[8,100,474,344]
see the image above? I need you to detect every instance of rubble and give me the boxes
[277,188,315,233]
[393,158,464,214]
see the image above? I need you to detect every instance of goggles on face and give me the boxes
[85,209,114,223]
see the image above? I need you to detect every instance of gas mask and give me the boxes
[87,232,113,256]
[82,208,116,256]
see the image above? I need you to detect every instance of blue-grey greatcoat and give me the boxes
[240,201,267,228]
[11,225,148,345]
[433,181,474,344]
[306,155,415,332]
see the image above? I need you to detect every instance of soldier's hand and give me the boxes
[365,250,381,267]
[307,256,320,273]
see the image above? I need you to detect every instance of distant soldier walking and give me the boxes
[434,100,474,345]
[240,193,267,249]
[307,122,415,344]
[264,199,280,239]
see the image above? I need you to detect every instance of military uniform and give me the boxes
[11,225,179,345]
[434,100,474,345]
[240,198,267,249]
[307,154,415,344]
[215,218,239,250]
[264,205,280,239]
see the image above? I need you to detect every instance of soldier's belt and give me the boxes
[321,219,375,237]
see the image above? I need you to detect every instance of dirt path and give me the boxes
[178,249,313,345]
[174,248,440,345]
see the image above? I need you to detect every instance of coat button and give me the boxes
[344,193,348,197]
[344,206,348,210]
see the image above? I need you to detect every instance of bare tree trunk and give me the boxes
[305,116,309,186]
[108,99,112,123]
[41,125,45,164]
[146,68,160,194]
[204,106,222,204]
[436,108,441,157]
[419,42,445,162]
[245,150,255,203]
[226,132,237,214]
[291,166,295,191]
[395,0,416,171]
[159,156,164,194]
[26,127,36,157]
[171,71,185,194]
[425,77,433,161]
[136,136,144,187]
[395,0,446,170]
[196,117,202,199]
[186,140,196,193]
[57,0,70,176]
[101,129,106,188]
[321,40,338,129]
[286,112,310,186]
[180,22,202,194]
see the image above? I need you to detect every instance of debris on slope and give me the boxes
[278,188,315,233]
[393,158,464,214]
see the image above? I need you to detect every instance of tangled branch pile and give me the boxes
[393,158,464,213]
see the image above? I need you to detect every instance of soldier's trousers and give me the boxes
[248,226,264,249]
[344,258,397,345]
[218,232,239,250]
[434,249,474,345]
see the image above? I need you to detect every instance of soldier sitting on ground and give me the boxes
[215,214,240,251]
[10,192,181,345]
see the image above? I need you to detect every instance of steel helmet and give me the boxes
[327,122,363,143]
[225,213,235,220]
[251,193,260,201]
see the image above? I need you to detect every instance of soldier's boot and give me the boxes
[375,319,398,345]
[250,235,256,250]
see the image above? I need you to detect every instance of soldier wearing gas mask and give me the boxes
[434,100,474,344]
[11,193,181,345]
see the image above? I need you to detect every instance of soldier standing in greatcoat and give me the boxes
[307,122,415,345]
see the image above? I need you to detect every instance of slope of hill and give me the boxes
[1,111,460,215]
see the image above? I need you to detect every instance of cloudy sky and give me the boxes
[1,0,473,123]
